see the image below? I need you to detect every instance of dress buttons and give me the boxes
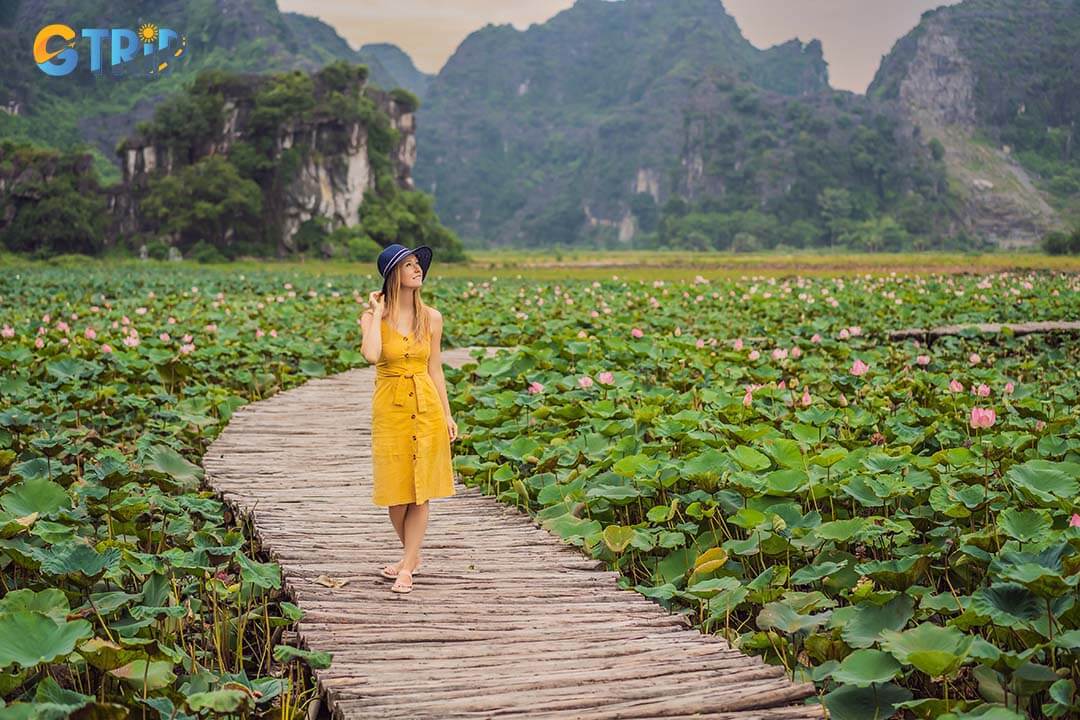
[405,352,409,358]
[409,391,413,396]
[411,414,415,419]
[412,435,417,440]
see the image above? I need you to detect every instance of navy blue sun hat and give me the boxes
[377,243,433,297]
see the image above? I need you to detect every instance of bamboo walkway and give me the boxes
[203,346,823,719]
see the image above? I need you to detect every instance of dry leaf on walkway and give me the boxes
[313,574,348,588]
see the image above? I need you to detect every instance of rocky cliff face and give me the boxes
[112,72,417,255]
[869,1,1072,246]
[889,19,1059,245]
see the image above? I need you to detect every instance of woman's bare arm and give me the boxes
[426,308,453,421]
[359,308,382,364]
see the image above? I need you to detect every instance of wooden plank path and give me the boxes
[203,346,823,719]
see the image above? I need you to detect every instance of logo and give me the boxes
[33,23,189,77]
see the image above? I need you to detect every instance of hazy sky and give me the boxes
[278,0,962,93]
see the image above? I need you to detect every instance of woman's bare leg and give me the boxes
[388,504,408,546]
[381,504,409,574]
[401,500,429,573]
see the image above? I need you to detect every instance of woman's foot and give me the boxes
[390,568,414,593]
[380,558,421,578]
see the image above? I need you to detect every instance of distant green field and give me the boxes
[6,250,1079,283]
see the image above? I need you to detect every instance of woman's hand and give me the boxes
[367,290,385,317]
[447,416,459,442]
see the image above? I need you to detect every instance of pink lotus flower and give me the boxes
[631,328,644,338]
[101,344,113,354]
[1,325,14,338]
[84,327,96,340]
[916,355,930,366]
[1070,514,1080,528]
[59,338,68,346]
[577,329,588,338]
[168,316,177,325]
[578,375,594,389]
[748,350,760,361]
[969,407,997,429]
[778,380,787,390]
[122,335,140,348]
[838,328,850,340]
[849,326,862,337]
[801,389,812,407]
[790,346,802,359]
[179,343,195,355]
[56,321,69,333]
[135,307,148,315]
[159,333,171,342]
[949,380,964,393]
[976,383,991,397]
[41,313,51,323]
[1036,420,1046,432]
[733,338,744,351]
[696,338,705,348]
[269,329,278,338]
[839,393,848,407]
[182,334,193,343]
[772,348,788,361]
[527,381,544,394]
[810,333,822,344]
[598,371,614,385]
[1004,382,1015,394]
[969,353,981,365]
[204,323,218,333]
[34,337,44,349]
[742,390,753,407]
[850,359,869,376]
[255,328,265,339]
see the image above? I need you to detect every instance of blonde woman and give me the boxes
[359,243,458,594]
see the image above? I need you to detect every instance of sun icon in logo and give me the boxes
[138,23,159,45]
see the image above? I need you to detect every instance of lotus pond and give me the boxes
[1,260,1079,719]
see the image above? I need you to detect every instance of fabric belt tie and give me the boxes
[377,369,428,413]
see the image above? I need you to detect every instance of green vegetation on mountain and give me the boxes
[0,0,421,183]
[416,0,959,250]
[870,0,1080,226]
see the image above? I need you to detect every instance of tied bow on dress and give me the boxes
[375,367,429,413]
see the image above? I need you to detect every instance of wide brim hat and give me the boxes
[377,243,433,297]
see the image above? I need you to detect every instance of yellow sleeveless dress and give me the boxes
[371,317,455,506]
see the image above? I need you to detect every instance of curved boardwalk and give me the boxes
[203,347,823,719]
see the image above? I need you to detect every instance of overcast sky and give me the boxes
[278,0,962,93]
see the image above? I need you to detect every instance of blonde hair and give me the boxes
[381,257,432,342]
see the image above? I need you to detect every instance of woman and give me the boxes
[359,243,459,594]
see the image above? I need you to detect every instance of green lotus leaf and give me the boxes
[0,612,93,669]
[0,588,69,621]
[235,553,281,590]
[854,555,930,589]
[790,561,847,586]
[828,595,914,649]
[831,649,902,687]
[997,508,1051,544]
[185,689,253,713]
[0,479,71,518]
[1004,459,1080,505]
[814,518,868,543]
[272,644,332,669]
[823,681,912,720]
[108,659,175,690]
[730,445,771,471]
[756,601,831,634]
[601,524,635,553]
[39,542,121,579]
[967,583,1043,630]
[880,622,974,678]
[143,445,204,490]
